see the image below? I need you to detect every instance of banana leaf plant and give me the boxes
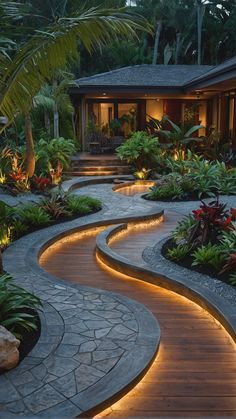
[158,116,204,159]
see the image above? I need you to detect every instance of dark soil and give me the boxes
[162,238,231,285]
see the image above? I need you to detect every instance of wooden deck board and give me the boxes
[40,222,236,417]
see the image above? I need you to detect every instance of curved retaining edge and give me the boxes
[63,175,134,192]
[96,223,236,343]
[112,179,155,193]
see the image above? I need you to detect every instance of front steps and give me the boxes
[67,155,132,176]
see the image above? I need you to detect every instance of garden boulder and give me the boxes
[0,326,20,371]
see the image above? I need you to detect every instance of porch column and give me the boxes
[233,96,236,150]
[80,96,86,151]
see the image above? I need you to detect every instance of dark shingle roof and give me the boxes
[186,56,236,87]
[75,64,213,88]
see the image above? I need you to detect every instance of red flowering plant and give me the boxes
[220,253,236,275]
[187,197,231,247]
[33,176,50,192]
[8,168,30,193]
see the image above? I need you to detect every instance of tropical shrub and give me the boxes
[164,199,236,285]
[36,137,76,184]
[0,273,41,339]
[116,131,160,171]
[146,159,236,201]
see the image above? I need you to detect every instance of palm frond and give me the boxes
[0,7,152,122]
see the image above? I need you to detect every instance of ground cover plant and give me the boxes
[146,159,236,201]
[0,192,102,247]
[163,198,236,286]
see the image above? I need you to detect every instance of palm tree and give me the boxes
[196,0,230,65]
[0,3,151,176]
[34,71,74,138]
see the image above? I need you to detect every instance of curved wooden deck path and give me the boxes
[40,213,236,417]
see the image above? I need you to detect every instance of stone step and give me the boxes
[71,160,127,167]
[66,166,132,176]
[70,165,130,172]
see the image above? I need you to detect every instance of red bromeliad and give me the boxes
[189,198,235,246]
[9,170,26,182]
[34,176,50,191]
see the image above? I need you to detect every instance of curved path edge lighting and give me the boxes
[96,224,236,343]
[1,206,163,417]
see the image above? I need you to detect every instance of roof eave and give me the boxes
[69,85,184,95]
[186,65,236,91]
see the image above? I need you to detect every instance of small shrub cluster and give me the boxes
[147,160,236,201]
[165,198,236,285]
[0,192,102,248]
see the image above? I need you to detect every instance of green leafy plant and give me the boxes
[191,243,225,271]
[167,244,190,261]
[116,131,160,171]
[16,204,51,227]
[0,273,41,339]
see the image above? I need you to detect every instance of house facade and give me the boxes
[70,57,236,151]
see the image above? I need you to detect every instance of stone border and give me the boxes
[63,174,134,193]
[1,206,163,418]
[96,224,236,343]
[112,179,155,194]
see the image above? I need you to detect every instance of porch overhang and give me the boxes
[69,85,184,96]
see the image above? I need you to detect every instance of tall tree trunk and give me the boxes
[197,1,205,65]
[44,111,51,134]
[25,113,35,178]
[53,104,59,138]
[175,32,182,64]
[152,21,162,65]
[53,79,59,138]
